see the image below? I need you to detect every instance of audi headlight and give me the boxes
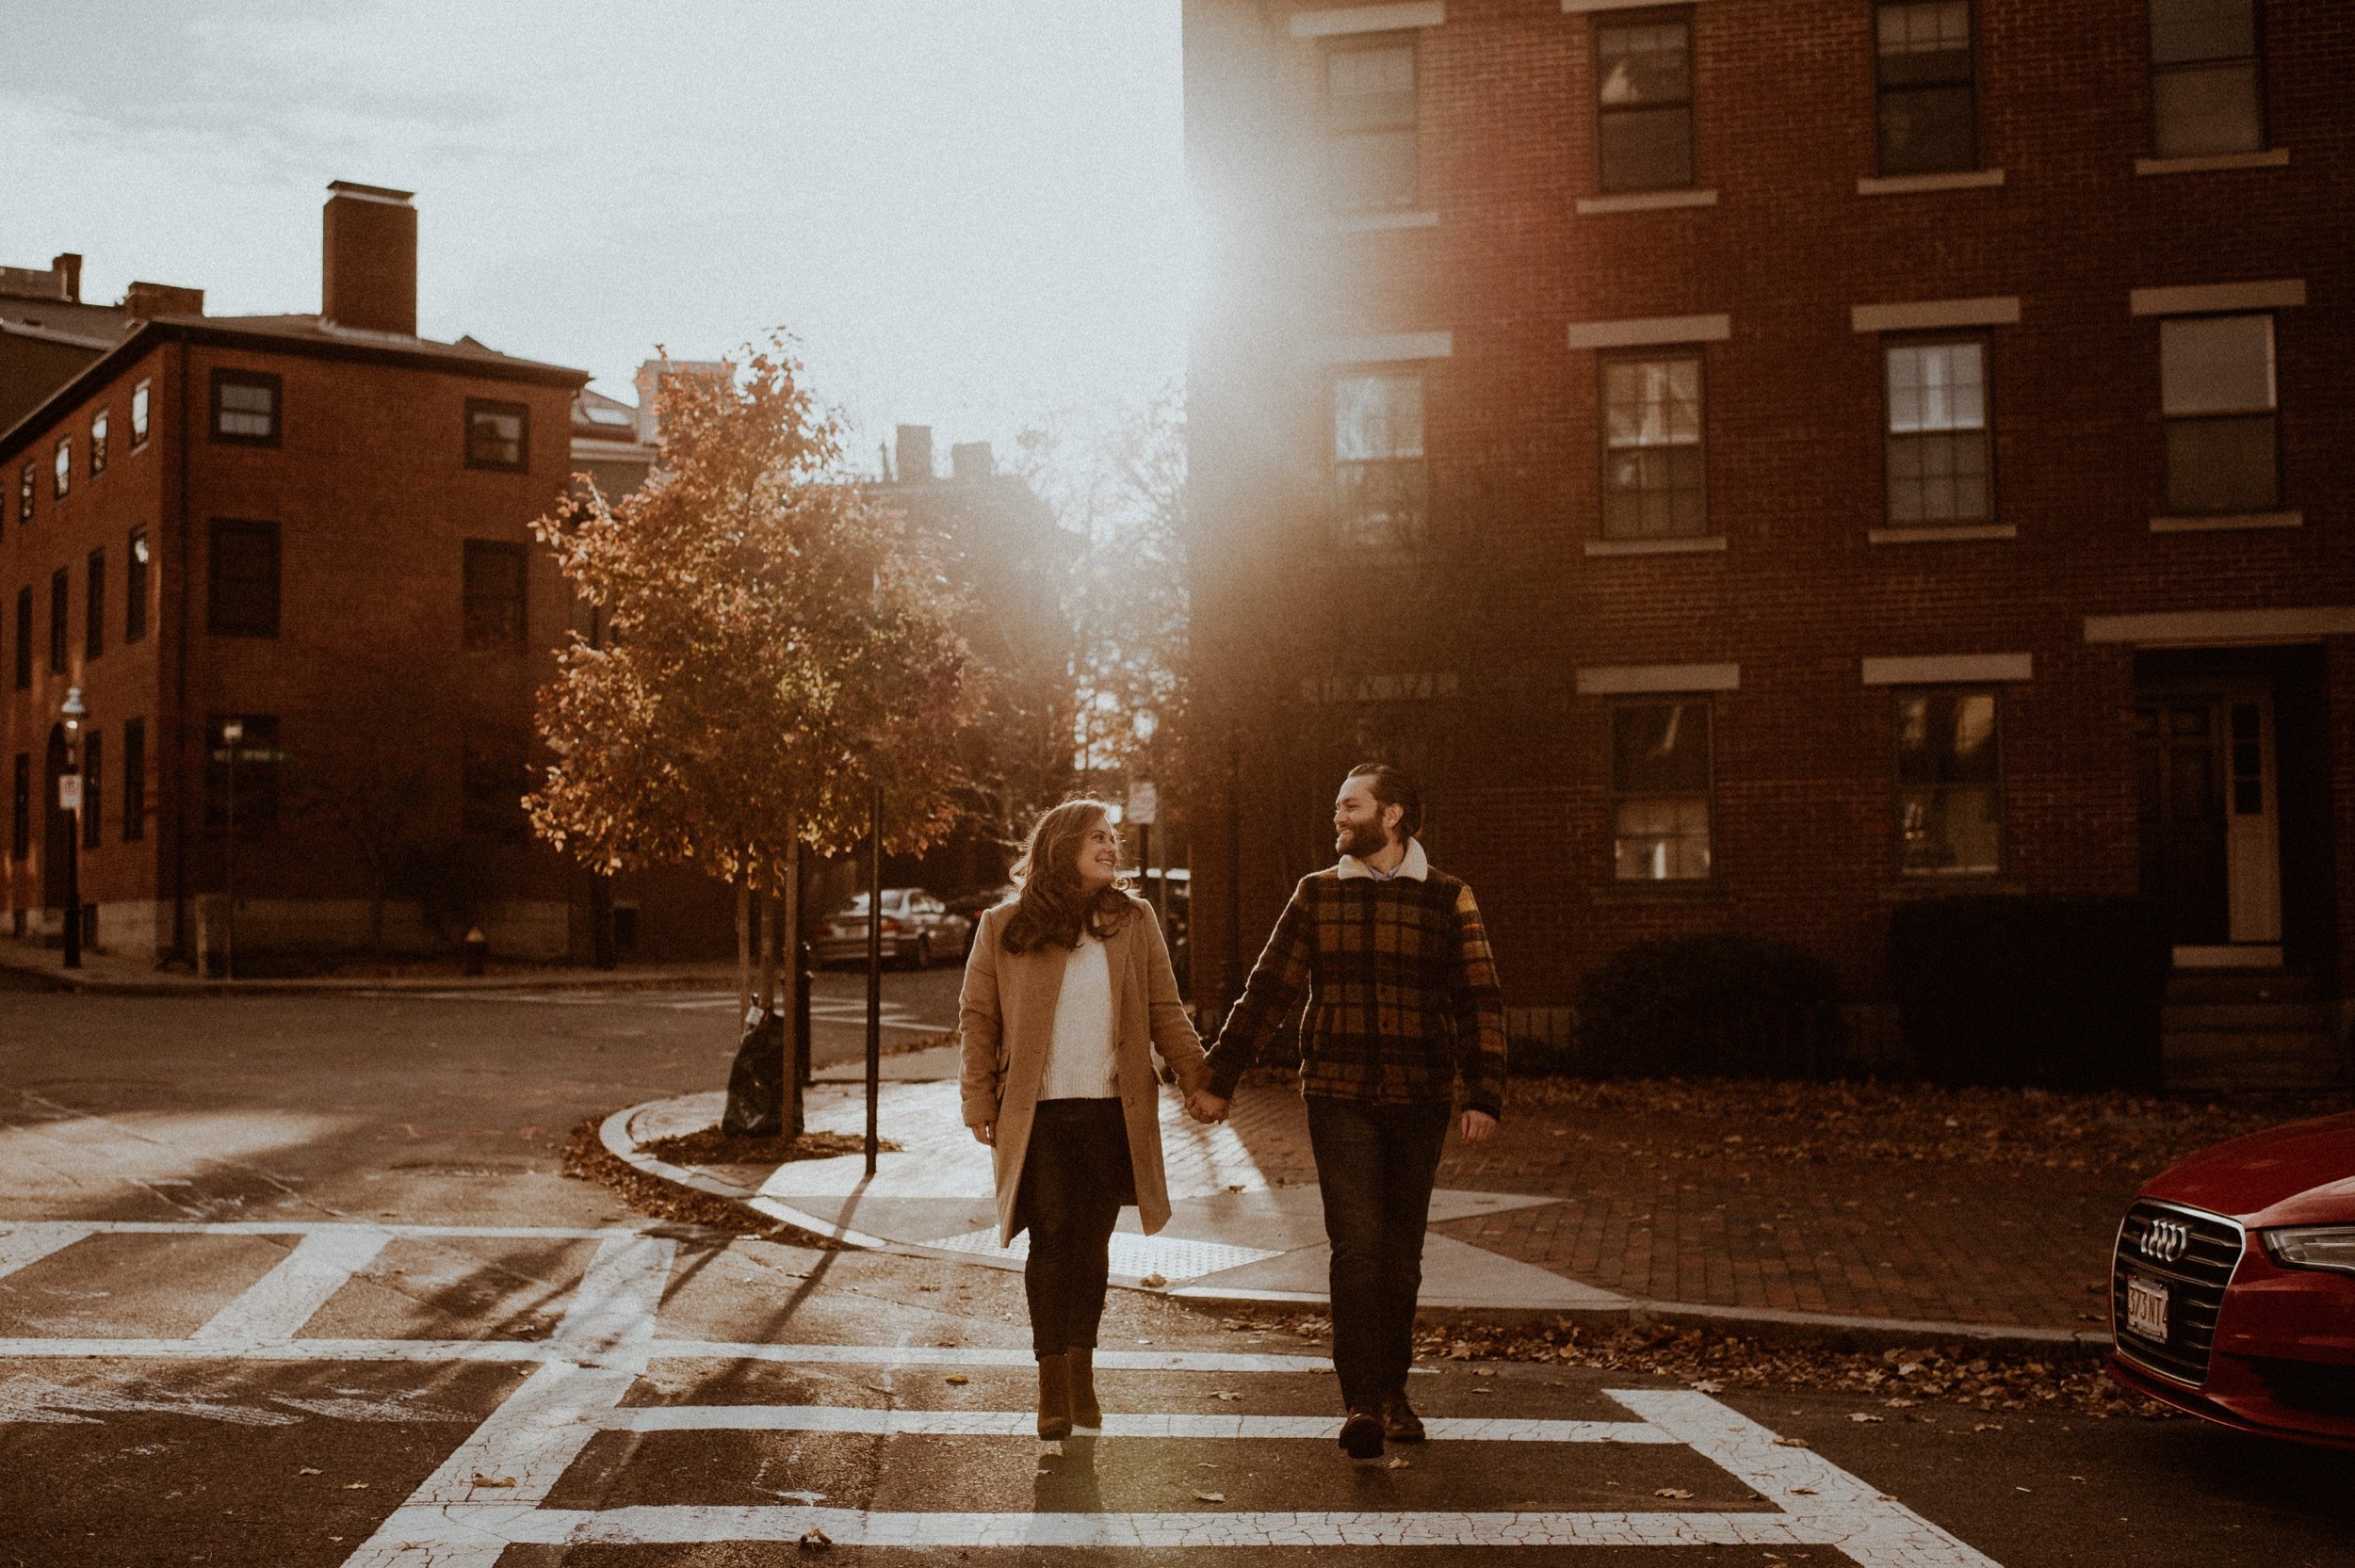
[2263,1226,2355,1277]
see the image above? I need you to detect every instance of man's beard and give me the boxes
[1336,821,1389,861]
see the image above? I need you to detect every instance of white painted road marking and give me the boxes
[600,1404,1680,1443]
[193,1227,391,1343]
[0,1220,2006,1565]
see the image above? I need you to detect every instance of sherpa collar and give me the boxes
[1338,836,1429,882]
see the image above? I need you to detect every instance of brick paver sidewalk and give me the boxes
[1202,1077,2135,1334]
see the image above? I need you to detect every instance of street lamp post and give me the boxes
[59,687,86,971]
[220,719,243,981]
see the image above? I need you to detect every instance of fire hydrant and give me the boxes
[462,927,489,977]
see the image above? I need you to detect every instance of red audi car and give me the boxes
[2108,1108,2355,1447]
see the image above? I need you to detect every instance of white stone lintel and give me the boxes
[1576,662,1739,695]
[1291,3,1443,38]
[1861,654,2033,686]
[1851,296,2021,333]
[1566,314,1730,350]
[2130,279,2305,315]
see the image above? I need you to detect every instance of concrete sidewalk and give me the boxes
[607,1052,2124,1351]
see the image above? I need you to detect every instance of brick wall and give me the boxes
[1183,0,2352,1018]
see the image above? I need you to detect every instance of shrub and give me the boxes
[1889,895,2168,1091]
[1575,933,1846,1080]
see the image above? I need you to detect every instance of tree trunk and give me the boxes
[735,871,752,1026]
[755,875,778,1018]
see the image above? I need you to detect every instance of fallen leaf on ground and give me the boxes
[797,1526,833,1552]
[944,1374,969,1385]
[1213,1391,1241,1401]
[1848,1413,1883,1423]
[297,1467,321,1477]
[1140,1273,1168,1288]
[1387,1457,1411,1470]
[1655,1488,1695,1499]
[471,1474,515,1488]
[1790,1487,1817,1495]
[342,1482,369,1490]
[1194,1492,1226,1503]
[1773,1436,1810,1449]
[1690,1379,1723,1393]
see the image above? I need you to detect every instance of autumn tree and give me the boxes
[528,337,971,1135]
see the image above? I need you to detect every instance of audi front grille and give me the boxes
[2113,1199,2245,1387]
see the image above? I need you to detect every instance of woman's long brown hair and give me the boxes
[1000,798,1134,954]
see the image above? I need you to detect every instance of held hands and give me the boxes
[1459,1109,1498,1143]
[1185,1089,1230,1125]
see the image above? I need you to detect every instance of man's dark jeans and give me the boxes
[1304,1096,1452,1412]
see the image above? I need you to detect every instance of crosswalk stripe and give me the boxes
[366,1502,1827,1551]
[0,1337,1334,1372]
[193,1228,391,1343]
[599,1405,1679,1443]
[0,1224,91,1281]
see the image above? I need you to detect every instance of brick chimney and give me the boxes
[321,181,416,336]
[950,441,993,480]
[895,425,934,484]
[122,282,204,320]
[52,252,81,302]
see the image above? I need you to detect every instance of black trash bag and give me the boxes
[722,1010,786,1137]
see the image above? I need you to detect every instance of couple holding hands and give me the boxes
[958,764,1509,1458]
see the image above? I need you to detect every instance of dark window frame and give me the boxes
[1592,6,1698,195]
[207,518,283,639]
[1323,33,1421,213]
[53,435,71,500]
[80,729,102,850]
[2148,0,2267,157]
[209,368,283,447]
[10,752,28,860]
[130,379,152,448]
[1873,0,1980,176]
[1880,330,1996,526]
[1329,366,1430,552]
[1608,695,1716,883]
[89,408,108,477]
[122,718,145,844]
[85,547,105,662]
[462,540,530,651]
[461,730,532,841]
[125,528,150,643]
[1599,347,1709,540]
[464,397,532,473]
[2159,309,2282,515]
[1893,686,2005,877]
[48,569,67,672]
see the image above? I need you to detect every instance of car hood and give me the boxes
[2143,1110,2355,1225]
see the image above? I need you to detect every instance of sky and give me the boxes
[0,0,1192,473]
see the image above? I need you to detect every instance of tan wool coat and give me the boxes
[957,893,1208,1247]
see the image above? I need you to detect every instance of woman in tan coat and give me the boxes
[959,798,1207,1439]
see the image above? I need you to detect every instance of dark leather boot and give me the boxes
[1068,1346,1102,1428]
[1036,1352,1074,1440]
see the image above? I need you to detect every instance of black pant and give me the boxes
[1016,1097,1133,1359]
[1306,1096,1453,1411]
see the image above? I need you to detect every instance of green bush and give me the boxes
[1575,933,1846,1079]
[1889,895,2168,1091]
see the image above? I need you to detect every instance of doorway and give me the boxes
[2135,680,2281,966]
[42,723,71,913]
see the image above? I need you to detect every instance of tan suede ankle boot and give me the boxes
[1067,1346,1102,1428]
[1036,1353,1073,1440]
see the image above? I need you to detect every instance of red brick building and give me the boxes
[1182,0,2352,1084]
[1,182,612,965]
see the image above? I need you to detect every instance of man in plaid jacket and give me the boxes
[1189,763,1507,1459]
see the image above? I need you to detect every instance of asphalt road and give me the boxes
[1,979,2348,1566]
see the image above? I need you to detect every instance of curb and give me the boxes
[596,1098,2115,1355]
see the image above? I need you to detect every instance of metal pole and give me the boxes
[61,769,81,972]
[865,781,883,1177]
[223,732,236,982]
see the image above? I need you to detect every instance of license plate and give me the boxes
[2125,1272,2169,1343]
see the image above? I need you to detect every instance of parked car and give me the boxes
[2107,1108,2355,1448]
[813,888,973,969]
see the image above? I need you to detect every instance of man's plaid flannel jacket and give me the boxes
[1202,839,1508,1119]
